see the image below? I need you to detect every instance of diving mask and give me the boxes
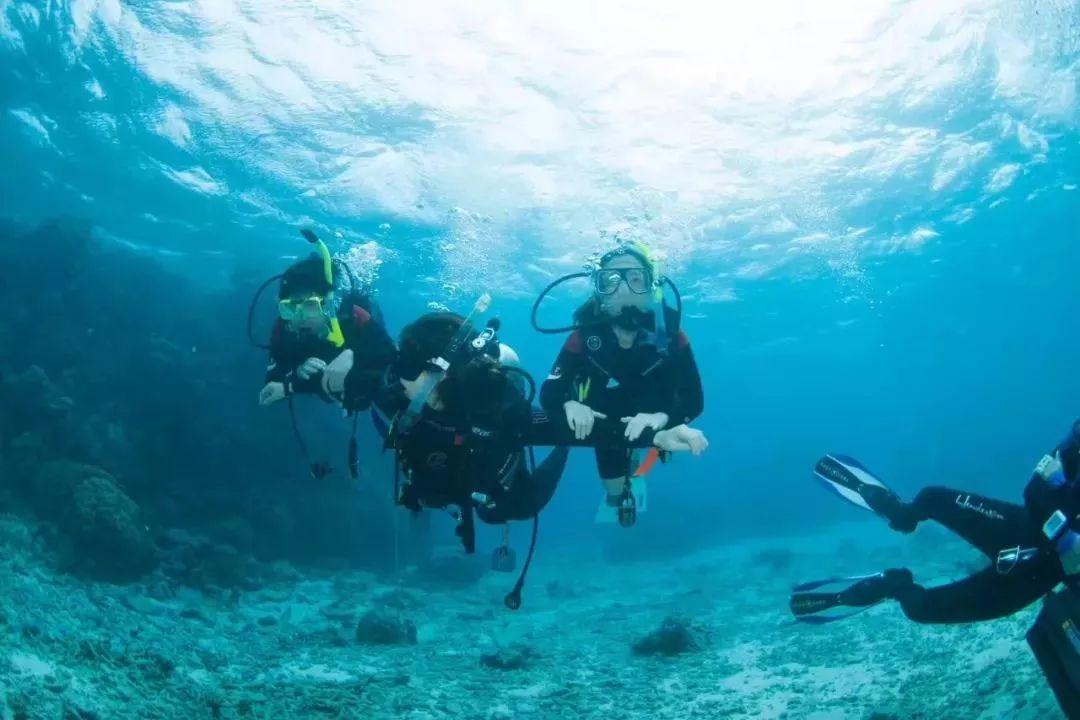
[278,294,326,322]
[595,267,653,296]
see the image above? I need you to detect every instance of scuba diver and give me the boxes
[252,229,395,479]
[374,298,708,609]
[790,419,1080,718]
[534,243,705,525]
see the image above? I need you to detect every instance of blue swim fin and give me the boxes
[813,454,890,512]
[790,571,911,624]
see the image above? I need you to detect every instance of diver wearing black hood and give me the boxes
[538,244,705,509]
[257,230,395,413]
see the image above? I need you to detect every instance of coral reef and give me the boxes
[0,219,408,586]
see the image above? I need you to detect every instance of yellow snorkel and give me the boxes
[301,229,334,286]
[640,245,670,356]
[300,229,345,347]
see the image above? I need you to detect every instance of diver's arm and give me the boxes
[538,332,589,415]
[264,320,291,384]
[662,332,704,426]
[521,407,706,455]
[264,363,289,385]
[540,332,607,439]
[523,408,658,448]
[263,320,327,395]
[343,307,396,411]
[261,321,316,404]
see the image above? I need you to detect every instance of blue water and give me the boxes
[2,1,1079,716]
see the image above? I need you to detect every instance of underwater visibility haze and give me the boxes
[1,0,1079,718]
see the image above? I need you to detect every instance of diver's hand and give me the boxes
[297,357,327,381]
[321,349,354,399]
[259,382,286,407]
[564,400,607,441]
[621,412,669,442]
[653,425,708,455]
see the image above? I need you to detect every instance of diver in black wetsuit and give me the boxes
[373,308,707,607]
[538,243,705,511]
[251,230,395,481]
[791,420,1080,625]
[257,231,394,413]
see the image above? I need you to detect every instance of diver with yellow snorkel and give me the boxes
[252,229,395,479]
[535,243,707,526]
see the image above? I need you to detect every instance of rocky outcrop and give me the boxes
[355,609,418,646]
[29,461,156,582]
[631,616,703,657]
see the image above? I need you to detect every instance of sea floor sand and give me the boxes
[0,514,1063,719]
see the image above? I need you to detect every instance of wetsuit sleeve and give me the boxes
[263,320,322,394]
[539,332,589,416]
[264,320,290,384]
[661,331,704,426]
[523,408,657,448]
[343,301,397,412]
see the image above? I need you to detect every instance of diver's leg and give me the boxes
[529,446,569,512]
[908,486,1042,559]
[895,554,1062,624]
[590,386,636,499]
[480,449,569,523]
[596,446,631,500]
[794,558,1061,624]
